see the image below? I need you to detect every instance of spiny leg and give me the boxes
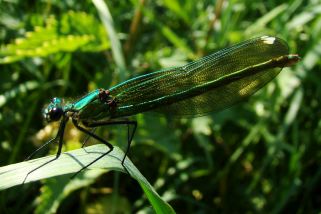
[25,137,56,161]
[81,127,97,148]
[79,119,137,175]
[121,121,137,168]
[23,116,68,183]
[71,119,114,178]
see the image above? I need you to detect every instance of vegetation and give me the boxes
[0,0,320,213]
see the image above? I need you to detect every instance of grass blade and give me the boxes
[0,144,175,214]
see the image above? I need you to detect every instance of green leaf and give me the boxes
[245,4,288,35]
[143,8,196,59]
[162,0,190,24]
[0,11,110,64]
[0,144,175,214]
[93,0,127,81]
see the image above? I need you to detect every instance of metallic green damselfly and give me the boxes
[27,36,300,177]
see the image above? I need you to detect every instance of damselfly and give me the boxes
[27,36,300,177]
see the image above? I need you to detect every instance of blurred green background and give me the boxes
[0,0,320,213]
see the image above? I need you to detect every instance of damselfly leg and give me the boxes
[23,116,68,183]
[71,119,137,178]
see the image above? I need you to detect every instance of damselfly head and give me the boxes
[43,97,64,122]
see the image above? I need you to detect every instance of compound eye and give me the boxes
[48,107,63,121]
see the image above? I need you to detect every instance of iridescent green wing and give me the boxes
[109,66,179,96]
[110,36,292,116]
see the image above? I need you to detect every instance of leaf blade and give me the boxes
[0,144,175,214]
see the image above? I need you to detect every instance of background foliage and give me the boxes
[0,0,320,213]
